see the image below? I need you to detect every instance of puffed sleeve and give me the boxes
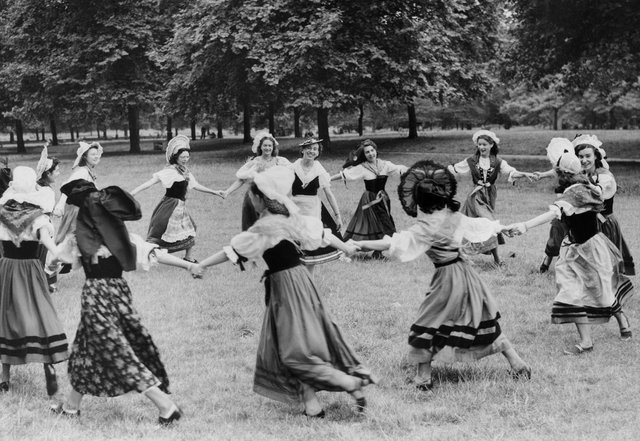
[386,224,435,262]
[33,214,54,239]
[129,233,167,271]
[458,215,503,243]
[341,164,366,181]
[317,163,331,188]
[153,168,180,188]
[385,161,407,176]
[37,187,57,213]
[499,159,518,182]
[276,156,292,166]
[66,167,93,183]
[596,173,617,200]
[235,160,257,180]
[226,230,278,261]
[448,160,470,175]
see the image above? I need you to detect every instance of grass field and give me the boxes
[1,130,640,440]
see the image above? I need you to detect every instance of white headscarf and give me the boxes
[572,134,609,170]
[0,166,54,211]
[546,138,581,174]
[472,129,500,146]
[36,143,54,179]
[73,141,103,168]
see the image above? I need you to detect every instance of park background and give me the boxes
[1,1,640,440]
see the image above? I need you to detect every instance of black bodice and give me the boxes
[364,176,388,193]
[262,240,302,272]
[292,174,320,196]
[603,197,614,216]
[165,180,189,201]
[1,240,40,259]
[82,255,123,279]
[564,211,599,244]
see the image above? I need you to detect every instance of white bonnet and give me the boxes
[472,129,500,145]
[251,131,279,154]
[166,135,191,163]
[73,141,103,168]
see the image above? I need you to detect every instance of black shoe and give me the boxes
[0,381,9,392]
[510,366,532,380]
[50,403,80,417]
[44,364,58,396]
[158,407,182,426]
[355,397,367,413]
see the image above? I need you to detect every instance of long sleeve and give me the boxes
[386,225,435,262]
[457,215,503,243]
[448,160,470,175]
[595,172,617,200]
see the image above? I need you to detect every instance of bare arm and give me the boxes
[322,187,343,229]
[131,176,160,196]
[324,232,359,255]
[191,182,224,197]
[222,179,246,198]
[352,238,390,251]
[199,250,230,268]
[329,171,344,182]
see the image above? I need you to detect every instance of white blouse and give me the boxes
[291,159,331,188]
[448,157,518,182]
[342,160,407,181]
[591,172,617,200]
[223,215,331,263]
[381,210,503,262]
[65,166,95,184]
[0,214,53,245]
[153,167,198,189]
[236,156,292,180]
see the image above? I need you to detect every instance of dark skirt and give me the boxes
[460,186,503,254]
[0,257,68,365]
[253,265,369,404]
[241,191,259,231]
[600,214,635,275]
[68,277,169,396]
[343,190,395,241]
[544,217,569,258]
[147,196,195,252]
[408,260,509,363]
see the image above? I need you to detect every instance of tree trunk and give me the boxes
[49,115,59,145]
[175,128,178,137]
[293,107,301,138]
[41,128,45,140]
[16,119,26,153]
[357,102,364,136]
[609,108,617,129]
[268,102,275,134]
[115,128,118,139]
[76,128,80,139]
[9,131,14,143]
[70,125,75,142]
[407,104,418,139]
[552,107,559,130]
[166,116,172,141]
[127,104,141,153]
[35,130,40,141]
[243,102,252,143]
[190,120,196,140]
[217,120,223,139]
[102,125,107,139]
[317,107,330,151]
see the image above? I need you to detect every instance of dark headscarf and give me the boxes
[60,179,141,271]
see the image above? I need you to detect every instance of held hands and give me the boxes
[190,263,204,279]
[343,239,361,256]
[214,190,226,199]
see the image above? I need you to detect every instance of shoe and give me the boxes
[44,364,58,396]
[0,381,9,392]
[183,257,198,264]
[619,313,632,340]
[302,409,326,418]
[371,251,385,260]
[510,366,532,380]
[50,403,80,417]
[563,344,594,355]
[158,406,182,426]
[354,397,367,413]
[539,263,549,273]
[414,378,433,391]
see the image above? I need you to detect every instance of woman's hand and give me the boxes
[190,263,204,279]
[52,205,64,217]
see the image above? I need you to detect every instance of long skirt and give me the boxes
[253,265,370,404]
[552,233,634,324]
[600,214,635,275]
[343,190,395,241]
[407,260,509,364]
[241,191,259,231]
[147,196,196,252]
[55,204,79,244]
[68,278,170,396]
[544,218,569,258]
[0,258,68,365]
[298,199,343,265]
[460,185,504,254]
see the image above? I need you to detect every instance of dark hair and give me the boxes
[574,144,604,169]
[299,141,322,157]
[352,139,377,165]
[248,182,289,216]
[169,148,190,165]
[256,137,279,157]
[36,158,60,187]
[475,135,499,156]
[78,146,100,167]
[554,168,590,193]
[414,174,460,214]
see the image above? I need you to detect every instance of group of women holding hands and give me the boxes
[0,128,634,425]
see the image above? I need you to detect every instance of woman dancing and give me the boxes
[448,130,533,266]
[0,167,68,396]
[330,139,406,259]
[221,131,291,230]
[131,135,222,262]
[508,139,634,353]
[50,178,199,424]
[195,166,376,418]
[291,137,344,267]
[353,160,530,390]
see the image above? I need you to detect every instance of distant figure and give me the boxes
[0,158,11,197]
[200,126,207,140]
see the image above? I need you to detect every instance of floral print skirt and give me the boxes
[68,277,170,397]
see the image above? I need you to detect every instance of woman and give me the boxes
[35,141,62,292]
[195,166,376,418]
[131,135,222,262]
[291,137,344,267]
[0,167,68,396]
[573,134,635,277]
[221,131,291,231]
[448,130,533,266]
[354,160,530,390]
[507,139,634,353]
[53,141,102,245]
[50,179,199,424]
[330,139,406,259]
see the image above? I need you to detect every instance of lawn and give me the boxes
[1,131,639,440]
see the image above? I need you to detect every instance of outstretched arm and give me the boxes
[329,171,344,182]
[324,232,359,255]
[506,209,557,236]
[192,182,224,198]
[131,176,160,196]
[322,187,343,230]
[222,179,246,198]
[533,169,556,181]
[352,238,390,251]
